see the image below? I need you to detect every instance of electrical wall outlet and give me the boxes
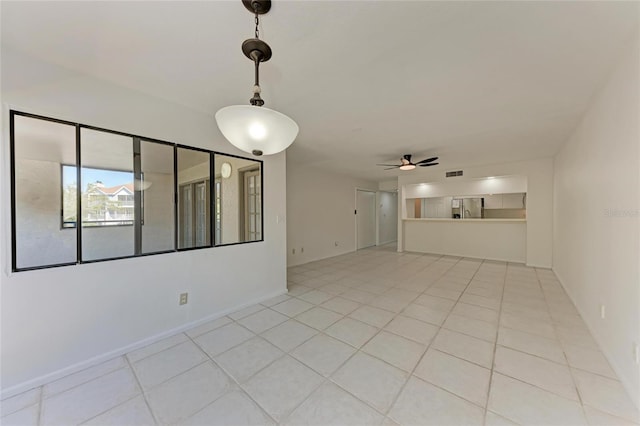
[301,247,304,253]
[179,292,188,305]
[292,248,296,255]
[600,304,606,319]
[335,241,339,247]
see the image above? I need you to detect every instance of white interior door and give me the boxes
[356,190,376,249]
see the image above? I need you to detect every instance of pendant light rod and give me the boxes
[241,0,271,108]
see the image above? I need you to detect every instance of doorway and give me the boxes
[356,189,376,250]
[378,191,398,245]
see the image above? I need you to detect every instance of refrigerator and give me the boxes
[452,198,484,219]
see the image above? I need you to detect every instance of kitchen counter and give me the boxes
[403,218,526,262]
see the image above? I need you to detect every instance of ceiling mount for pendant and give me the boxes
[242,0,271,14]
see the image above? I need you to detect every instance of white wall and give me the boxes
[553,38,640,406]
[378,179,398,191]
[0,47,287,396]
[377,191,398,244]
[398,158,553,267]
[286,163,377,266]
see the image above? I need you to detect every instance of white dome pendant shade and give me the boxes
[216,0,298,157]
[215,105,298,156]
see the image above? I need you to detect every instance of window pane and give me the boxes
[62,165,77,229]
[177,148,210,249]
[80,128,134,261]
[141,141,175,253]
[214,179,222,244]
[214,154,262,245]
[13,115,77,269]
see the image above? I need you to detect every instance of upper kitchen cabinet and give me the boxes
[484,194,503,209]
[502,193,526,209]
[483,193,526,209]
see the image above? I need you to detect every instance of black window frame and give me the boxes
[9,110,265,272]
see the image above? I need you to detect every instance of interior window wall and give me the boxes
[10,111,263,272]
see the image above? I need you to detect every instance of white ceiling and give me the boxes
[2,1,638,181]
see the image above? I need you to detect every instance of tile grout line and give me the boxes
[123,353,161,426]
[535,267,590,422]
[483,259,508,426]
[37,387,43,426]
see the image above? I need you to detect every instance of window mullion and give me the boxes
[133,138,142,256]
[76,125,82,263]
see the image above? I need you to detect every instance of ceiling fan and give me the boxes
[377,154,439,171]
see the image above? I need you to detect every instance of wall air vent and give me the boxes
[446,170,463,178]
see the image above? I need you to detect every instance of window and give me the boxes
[10,110,263,272]
[140,140,174,254]
[80,128,135,261]
[12,114,77,270]
[214,178,222,244]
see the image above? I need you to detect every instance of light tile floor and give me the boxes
[2,245,639,425]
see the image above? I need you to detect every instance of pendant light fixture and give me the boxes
[215,0,299,156]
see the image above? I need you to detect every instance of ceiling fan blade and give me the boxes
[403,154,412,162]
[416,156,439,164]
[384,166,399,170]
[376,164,401,167]
[419,162,439,167]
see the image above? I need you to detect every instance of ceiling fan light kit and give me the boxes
[377,154,439,171]
[215,0,299,157]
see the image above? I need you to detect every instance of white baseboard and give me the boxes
[0,288,287,400]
